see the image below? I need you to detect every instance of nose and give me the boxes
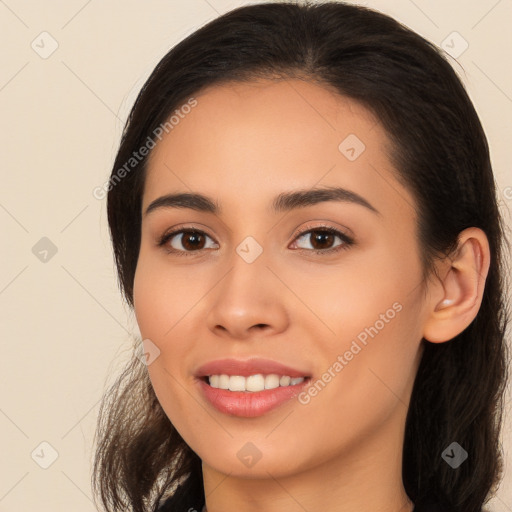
[205,249,289,341]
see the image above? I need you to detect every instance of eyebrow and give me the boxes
[144,186,380,217]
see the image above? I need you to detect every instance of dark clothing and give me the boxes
[414,498,453,512]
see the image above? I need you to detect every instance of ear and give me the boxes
[422,227,491,343]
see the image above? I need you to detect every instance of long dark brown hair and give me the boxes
[92,2,510,511]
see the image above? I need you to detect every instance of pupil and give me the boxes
[313,232,332,249]
[184,233,203,250]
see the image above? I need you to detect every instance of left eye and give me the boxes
[290,228,353,253]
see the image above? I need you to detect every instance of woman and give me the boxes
[92,2,510,512]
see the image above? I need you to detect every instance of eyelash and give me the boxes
[157,224,355,257]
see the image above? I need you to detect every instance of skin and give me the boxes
[133,78,490,512]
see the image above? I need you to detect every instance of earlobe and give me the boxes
[422,227,490,343]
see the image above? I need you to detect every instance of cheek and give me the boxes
[133,258,200,440]
[292,299,423,466]
[295,245,424,413]
[133,260,193,384]
[133,248,202,339]
[133,268,164,341]
[132,251,205,381]
[288,241,422,347]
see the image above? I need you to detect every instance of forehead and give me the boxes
[143,78,415,223]
[147,78,380,170]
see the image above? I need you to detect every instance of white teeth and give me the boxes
[218,374,230,390]
[264,374,280,390]
[208,373,305,392]
[246,374,265,392]
[279,375,291,386]
[228,375,246,392]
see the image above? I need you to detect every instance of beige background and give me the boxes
[0,0,511,510]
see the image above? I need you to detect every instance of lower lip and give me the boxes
[197,378,310,418]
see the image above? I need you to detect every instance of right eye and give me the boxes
[158,228,219,255]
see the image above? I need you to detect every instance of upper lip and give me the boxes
[195,358,311,378]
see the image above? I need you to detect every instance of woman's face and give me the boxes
[134,78,429,479]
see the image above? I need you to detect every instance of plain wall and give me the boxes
[0,0,511,510]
